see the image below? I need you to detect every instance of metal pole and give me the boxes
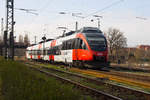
[4,30,7,59]
[98,18,100,29]
[4,0,8,59]
[93,15,102,29]
[10,0,14,60]
[1,18,4,40]
[75,21,78,31]
[34,36,37,44]
[6,0,14,60]
[12,0,14,60]
[42,35,46,56]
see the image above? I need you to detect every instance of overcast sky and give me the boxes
[0,0,150,47]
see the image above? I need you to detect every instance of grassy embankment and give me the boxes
[0,57,92,100]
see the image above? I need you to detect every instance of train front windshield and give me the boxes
[86,34,107,51]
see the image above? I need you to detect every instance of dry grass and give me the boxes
[0,58,92,100]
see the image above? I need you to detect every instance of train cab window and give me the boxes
[74,38,88,50]
[82,29,102,33]
[82,42,87,50]
[79,39,83,49]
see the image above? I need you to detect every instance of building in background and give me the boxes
[137,45,150,51]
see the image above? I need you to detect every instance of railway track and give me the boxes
[100,70,150,83]
[71,68,150,89]
[24,61,150,100]
[25,62,122,100]
[110,64,150,73]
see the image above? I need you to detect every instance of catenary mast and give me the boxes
[4,0,14,60]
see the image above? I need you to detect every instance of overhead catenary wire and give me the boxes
[14,8,38,16]
[136,17,147,20]
[29,0,55,21]
[24,0,124,43]
[22,0,55,42]
[56,0,124,32]
[83,0,124,19]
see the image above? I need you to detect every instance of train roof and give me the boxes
[27,27,104,49]
[79,27,102,33]
[56,27,103,38]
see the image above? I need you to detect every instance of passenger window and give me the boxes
[62,41,67,50]
[72,39,76,49]
[74,38,79,49]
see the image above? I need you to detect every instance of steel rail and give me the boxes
[102,70,150,83]
[25,61,150,100]
[26,63,122,100]
[43,67,150,100]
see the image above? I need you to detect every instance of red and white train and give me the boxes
[26,27,109,69]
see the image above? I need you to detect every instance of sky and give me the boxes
[0,0,150,47]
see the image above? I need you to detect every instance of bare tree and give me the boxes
[105,28,127,62]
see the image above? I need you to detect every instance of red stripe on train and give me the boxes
[72,49,93,61]
[38,55,41,59]
[49,55,54,61]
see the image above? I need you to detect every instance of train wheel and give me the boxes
[73,61,77,67]
[78,61,85,69]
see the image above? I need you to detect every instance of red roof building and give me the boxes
[137,45,150,51]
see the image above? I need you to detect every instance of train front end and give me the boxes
[81,27,109,69]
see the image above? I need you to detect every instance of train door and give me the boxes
[74,38,83,60]
[73,38,84,67]
[74,39,79,61]
[65,40,73,63]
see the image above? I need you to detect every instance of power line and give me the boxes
[15,8,38,16]
[1,18,4,38]
[136,17,147,20]
[30,0,55,19]
[83,0,124,18]
[55,0,124,31]
[24,0,55,33]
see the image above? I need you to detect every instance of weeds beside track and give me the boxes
[0,59,94,100]
[25,61,150,100]
[25,62,122,100]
